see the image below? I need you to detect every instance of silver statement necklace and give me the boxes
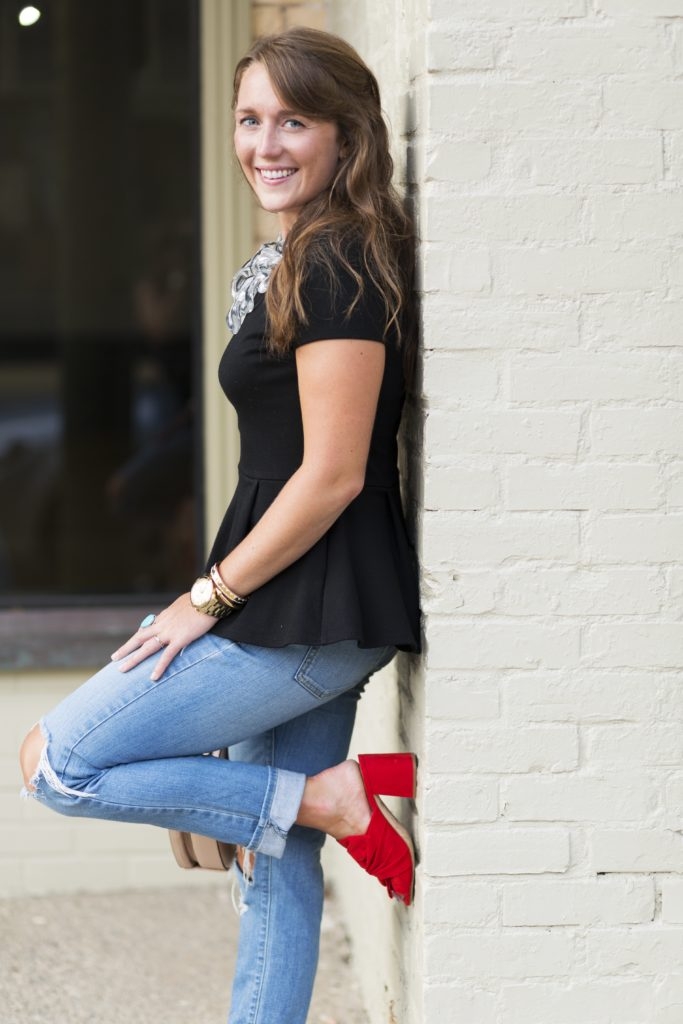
[226,237,284,335]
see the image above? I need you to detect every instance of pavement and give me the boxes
[0,884,369,1024]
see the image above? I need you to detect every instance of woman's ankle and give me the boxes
[295,760,371,840]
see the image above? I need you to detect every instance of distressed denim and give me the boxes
[23,633,395,1022]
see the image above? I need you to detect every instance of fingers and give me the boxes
[150,642,178,682]
[115,636,176,678]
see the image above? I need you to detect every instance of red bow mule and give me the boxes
[338,752,417,906]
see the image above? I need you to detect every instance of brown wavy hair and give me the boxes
[232,27,416,371]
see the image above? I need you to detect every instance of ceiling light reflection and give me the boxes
[18,6,41,27]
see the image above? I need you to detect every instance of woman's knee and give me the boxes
[19,723,43,791]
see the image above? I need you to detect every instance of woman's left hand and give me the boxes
[111,593,216,681]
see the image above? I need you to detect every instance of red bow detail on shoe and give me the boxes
[338,800,414,904]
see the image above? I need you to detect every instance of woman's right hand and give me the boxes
[111,593,216,681]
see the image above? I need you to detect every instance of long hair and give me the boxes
[232,28,416,370]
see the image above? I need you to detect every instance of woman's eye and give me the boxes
[284,118,305,129]
[239,116,258,127]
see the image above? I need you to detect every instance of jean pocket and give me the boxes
[293,646,333,700]
[293,643,397,701]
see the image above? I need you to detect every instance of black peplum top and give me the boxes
[205,247,421,653]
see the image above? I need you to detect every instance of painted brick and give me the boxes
[22,857,130,897]
[4,823,72,857]
[423,879,499,927]
[582,296,682,347]
[426,828,571,877]
[424,775,498,823]
[585,723,683,765]
[585,515,683,562]
[501,774,656,822]
[422,512,580,565]
[425,410,582,456]
[499,246,662,296]
[584,625,683,670]
[509,24,671,75]
[427,620,581,670]
[587,928,683,975]
[424,464,498,510]
[654,975,683,1024]
[427,28,496,71]
[431,0,587,17]
[590,829,683,872]
[449,571,499,614]
[591,409,683,457]
[425,927,574,979]
[430,724,579,773]
[662,879,683,923]
[429,81,600,134]
[506,463,661,511]
[510,352,669,401]
[422,302,579,351]
[668,467,683,507]
[425,986,497,1023]
[502,877,655,926]
[597,0,683,17]
[503,672,679,724]
[605,81,683,130]
[670,566,683,605]
[423,570,498,617]
[499,568,663,615]
[421,242,491,293]
[429,672,501,720]
[423,352,499,405]
[500,979,653,1024]
[425,140,492,182]
[426,194,581,243]
[591,193,683,240]
[512,137,663,185]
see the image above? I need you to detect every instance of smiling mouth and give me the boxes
[258,168,297,181]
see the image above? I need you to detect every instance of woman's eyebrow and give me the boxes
[235,106,304,118]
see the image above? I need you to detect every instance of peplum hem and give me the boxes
[205,473,421,653]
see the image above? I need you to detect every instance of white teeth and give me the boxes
[260,169,296,180]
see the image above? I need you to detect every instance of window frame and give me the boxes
[0,0,250,670]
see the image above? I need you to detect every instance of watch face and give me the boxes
[191,576,213,607]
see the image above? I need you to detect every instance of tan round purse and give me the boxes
[167,749,235,871]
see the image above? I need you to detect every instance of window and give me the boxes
[0,0,201,606]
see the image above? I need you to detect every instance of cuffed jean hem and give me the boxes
[253,767,306,857]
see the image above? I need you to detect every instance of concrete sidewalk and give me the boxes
[0,884,369,1024]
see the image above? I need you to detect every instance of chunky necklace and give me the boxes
[226,237,284,335]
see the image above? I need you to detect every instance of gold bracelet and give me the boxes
[210,564,248,609]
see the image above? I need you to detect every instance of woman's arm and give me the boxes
[217,338,386,592]
[112,338,385,678]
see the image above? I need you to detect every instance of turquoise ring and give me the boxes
[139,613,156,629]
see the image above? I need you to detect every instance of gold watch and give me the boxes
[189,575,234,618]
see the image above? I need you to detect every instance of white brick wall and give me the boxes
[330,0,683,1015]
[414,0,683,1020]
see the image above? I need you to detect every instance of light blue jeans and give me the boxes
[24,633,395,1024]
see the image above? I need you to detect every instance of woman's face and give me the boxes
[234,62,343,235]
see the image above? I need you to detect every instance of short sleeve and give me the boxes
[294,247,387,347]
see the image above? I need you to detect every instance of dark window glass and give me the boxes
[0,0,201,603]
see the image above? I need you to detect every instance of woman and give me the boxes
[20,27,420,1024]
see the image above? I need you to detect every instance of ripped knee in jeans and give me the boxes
[19,722,96,802]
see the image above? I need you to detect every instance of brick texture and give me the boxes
[413,0,683,1020]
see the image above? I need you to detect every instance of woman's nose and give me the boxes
[256,124,283,160]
